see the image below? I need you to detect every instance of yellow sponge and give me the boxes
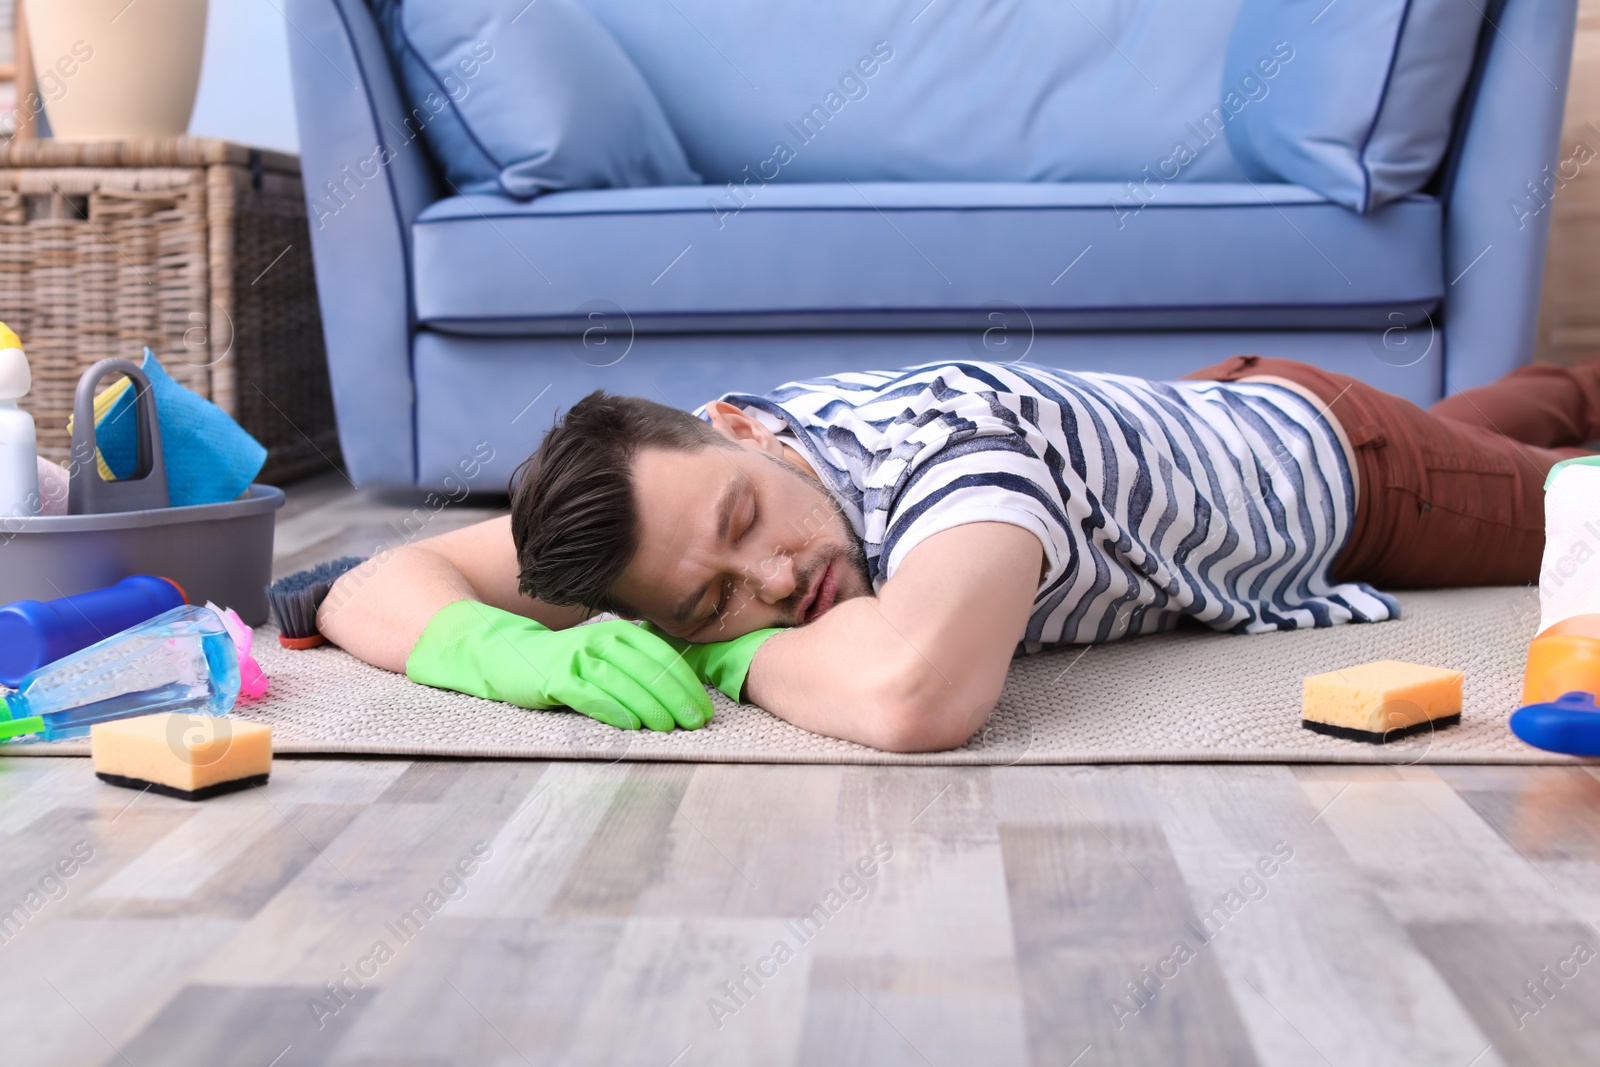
[1302,660,1463,743]
[91,713,272,800]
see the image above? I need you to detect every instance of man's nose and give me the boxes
[755,552,797,605]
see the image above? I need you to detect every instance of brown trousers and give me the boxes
[1181,355,1600,588]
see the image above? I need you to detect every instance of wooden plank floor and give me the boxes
[3,479,1599,1067]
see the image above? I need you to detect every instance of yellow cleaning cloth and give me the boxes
[64,375,134,482]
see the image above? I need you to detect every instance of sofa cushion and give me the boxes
[412,182,1443,334]
[1224,0,1485,213]
[372,0,699,198]
[572,0,1256,184]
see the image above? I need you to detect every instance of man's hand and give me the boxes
[642,623,788,703]
[743,522,1043,752]
[406,600,714,731]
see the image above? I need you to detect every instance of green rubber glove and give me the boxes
[642,623,787,703]
[406,600,714,732]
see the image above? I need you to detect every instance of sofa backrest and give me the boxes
[576,0,1253,185]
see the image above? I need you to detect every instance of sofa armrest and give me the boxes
[287,0,440,485]
[1443,0,1578,394]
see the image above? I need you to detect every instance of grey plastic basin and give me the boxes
[0,485,285,625]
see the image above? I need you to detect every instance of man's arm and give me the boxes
[316,516,591,672]
[743,521,1043,752]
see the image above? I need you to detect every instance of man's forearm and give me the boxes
[316,545,483,672]
[315,516,592,673]
[743,522,1042,752]
[744,597,1012,751]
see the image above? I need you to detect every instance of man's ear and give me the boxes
[704,401,786,460]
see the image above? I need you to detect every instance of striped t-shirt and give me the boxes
[700,361,1397,654]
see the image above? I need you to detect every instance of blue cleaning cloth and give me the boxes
[97,348,267,507]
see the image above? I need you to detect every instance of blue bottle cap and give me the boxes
[1509,691,1600,757]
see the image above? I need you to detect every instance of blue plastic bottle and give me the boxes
[0,604,239,742]
[0,575,187,687]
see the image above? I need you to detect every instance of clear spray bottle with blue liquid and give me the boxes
[0,604,242,742]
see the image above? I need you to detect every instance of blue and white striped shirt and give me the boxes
[704,361,1397,654]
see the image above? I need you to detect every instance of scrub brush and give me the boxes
[264,556,367,649]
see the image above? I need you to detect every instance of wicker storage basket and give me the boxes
[0,137,338,484]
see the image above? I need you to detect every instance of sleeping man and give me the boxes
[320,355,1600,752]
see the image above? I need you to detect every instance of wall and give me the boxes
[1534,0,1600,366]
[187,0,298,153]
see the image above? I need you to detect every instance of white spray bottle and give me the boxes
[0,322,41,517]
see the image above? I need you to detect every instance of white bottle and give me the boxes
[0,332,41,518]
[1538,456,1600,633]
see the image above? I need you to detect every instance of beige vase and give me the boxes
[23,0,209,140]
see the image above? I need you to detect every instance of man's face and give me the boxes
[610,407,873,642]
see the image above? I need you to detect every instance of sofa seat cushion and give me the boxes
[412,182,1443,335]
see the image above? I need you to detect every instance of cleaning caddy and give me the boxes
[0,339,283,624]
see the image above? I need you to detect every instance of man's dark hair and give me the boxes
[510,390,734,615]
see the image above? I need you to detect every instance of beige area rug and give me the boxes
[5,586,1591,765]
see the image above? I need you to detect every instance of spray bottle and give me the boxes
[1511,456,1600,755]
[0,603,241,743]
[0,322,40,518]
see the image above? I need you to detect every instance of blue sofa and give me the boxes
[288,0,1578,490]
